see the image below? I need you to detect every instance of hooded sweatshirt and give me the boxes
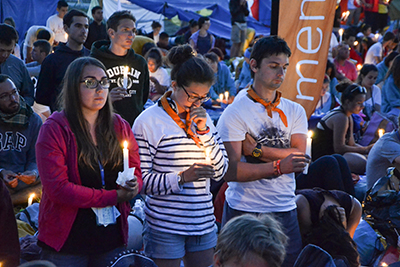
[36,43,90,112]
[90,40,150,126]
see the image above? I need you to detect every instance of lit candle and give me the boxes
[354,41,359,47]
[338,28,344,43]
[378,129,385,138]
[64,33,68,40]
[375,33,380,41]
[356,64,362,71]
[205,147,211,194]
[123,66,129,88]
[303,131,313,175]
[224,91,229,102]
[123,141,129,172]
[219,93,223,102]
[28,193,35,206]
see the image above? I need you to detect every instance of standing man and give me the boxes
[84,6,109,50]
[46,0,69,45]
[216,36,309,267]
[0,24,34,106]
[91,10,149,126]
[36,9,90,112]
[229,0,249,58]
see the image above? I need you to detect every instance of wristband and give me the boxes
[276,160,282,176]
[196,126,210,135]
[272,161,279,177]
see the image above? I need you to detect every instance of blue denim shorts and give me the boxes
[143,222,217,259]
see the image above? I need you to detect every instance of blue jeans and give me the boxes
[222,202,302,267]
[41,246,125,267]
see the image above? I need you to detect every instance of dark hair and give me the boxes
[151,21,162,29]
[198,16,210,29]
[37,29,51,41]
[304,206,359,267]
[357,64,378,84]
[145,47,163,69]
[61,57,122,170]
[326,60,336,81]
[344,27,357,40]
[91,6,102,15]
[168,44,215,88]
[384,51,399,67]
[250,36,291,78]
[323,74,331,84]
[208,47,224,60]
[359,23,371,35]
[0,24,18,45]
[159,32,169,40]
[3,17,15,28]
[107,10,136,31]
[141,42,156,56]
[33,40,52,55]
[204,52,219,63]
[0,74,11,84]
[336,82,366,103]
[63,9,89,28]
[383,31,395,42]
[57,0,68,9]
[386,55,400,87]
[189,19,198,28]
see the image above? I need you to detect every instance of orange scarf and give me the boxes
[160,91,202,148]
[247,87,288,127]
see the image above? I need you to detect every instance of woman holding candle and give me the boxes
[357,64,380,121]
[312,82,374,174]
[36,57,142,266]
[133,44,228,267]
[144,47,170,102]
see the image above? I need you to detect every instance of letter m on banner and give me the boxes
[277,0,336,118]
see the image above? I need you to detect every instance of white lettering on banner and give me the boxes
[296,60,317,101]
[295,0,326,101]
[300,0,325,20]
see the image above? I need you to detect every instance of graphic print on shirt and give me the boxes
[0,132,27,152]
[106,65,142,96]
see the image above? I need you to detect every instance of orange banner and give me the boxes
[278,0,337,118]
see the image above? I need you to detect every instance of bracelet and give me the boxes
[272,161,279,177]
[196,126,210,135]
[276,160,282,176]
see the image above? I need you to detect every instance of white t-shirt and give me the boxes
[363,84,381,119]
[23,26,55,60]
[365,42,382,65]
[150,67,170,86]
[216,89,308,213]
[46,14,67,43]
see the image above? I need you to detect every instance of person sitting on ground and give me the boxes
[146,21,162,44]
[357,64,380,121]
[189,16,215,55]
[382,55,400,114]
[157,32,171,51]
[376,51,398,86]
[296,188,361,267]
[204,52,236,104]
[236,47,252,91]
[23,26,54,63]
[0,75,42,203]
[213,214,287,267]
[334,43,358,82]
[313,74,339,115]
[365,31,396,65]
[312,82,374,174]
[144,47,170,102]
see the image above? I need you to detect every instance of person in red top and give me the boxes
[334,43,358,82]
[344,27,363,65]
[36,57,142,266]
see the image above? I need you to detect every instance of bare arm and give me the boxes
[296,194,312,240]
[25,47,33,63]
[347,197,362,238]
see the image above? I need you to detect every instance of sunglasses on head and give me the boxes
[350,86,367,94]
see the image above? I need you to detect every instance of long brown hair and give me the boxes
[385,55,400,88]
[60,57,122,170]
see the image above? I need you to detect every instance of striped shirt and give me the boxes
[132,101,228,235]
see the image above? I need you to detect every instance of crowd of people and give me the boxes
[2,0,400,266]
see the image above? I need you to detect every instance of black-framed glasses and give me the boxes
[350,86,367,94]
[181,85,210,103]
[80,77,110,90]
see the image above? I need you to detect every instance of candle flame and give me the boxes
[124,66,129,75]
[338,28,344,36]
[357,64,362,71]
[381,263,388,267]
[29,193,36,199]
[354,41,358,46]
[123,141,128,149]
[308,131,313,138]
[378,129,385,138]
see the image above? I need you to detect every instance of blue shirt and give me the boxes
[376,61,388,85]
[238,61,252,90]
[209,62,236,100]
[382,75,400,113]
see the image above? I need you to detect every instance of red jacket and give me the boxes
[36,111,142,251]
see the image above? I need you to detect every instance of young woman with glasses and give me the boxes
[36,57,142,266]
[312,82,374,174]
[132,44,228,267]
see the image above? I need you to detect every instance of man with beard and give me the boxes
[36,9,90,112]
[334,43,358,82]
[0,75,42,199]
[84,6,109,50]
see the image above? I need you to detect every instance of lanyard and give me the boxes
[98,159,105,188]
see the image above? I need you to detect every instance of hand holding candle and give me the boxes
[339,28,344,43]
[219,94,224,103]
[224,91,229,103]
[378,129,385,138]
[28,193,35,206]
[303,131,312,174]
[123,66,129,89]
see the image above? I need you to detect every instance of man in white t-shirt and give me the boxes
[216,36,310,267]
[46,0,68,44]
[365,31,395,65]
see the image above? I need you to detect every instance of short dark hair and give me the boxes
[63,9,89,28]
[0,74,11,84]
[57,0,68,9]
[189,19,198,28]
[33,40,52,55]
[344,27,357,41]
[204,52,219,63]
[37,29,51,41]
[198,16,210,29]
[384,51,399,67]
[91,6,102,15]
[159,32,169,40]
[107,11,136,31]
[151,21,162,29]
[3,17,15,28]
[0,24,18,45]
[250,36,291,78]
[208,47,224,60]
[383,31,395,42]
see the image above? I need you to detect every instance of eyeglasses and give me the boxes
[350,86,367,94]
[80,77,110,90]
[181,85,210,103]
[0,90,19,101]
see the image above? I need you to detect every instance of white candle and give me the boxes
[303,131,313,174]
[219,94,223,102]
[28,193,35,206]
[339,28,344,43]
[123,66,129,88]
[378,129,385,138]
[205,147,211,194]
[64,33,68,41]
[224,91,229,102]
[123,141,129,172]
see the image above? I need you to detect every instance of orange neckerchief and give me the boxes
[247,87,288,127]
[160,91,202,148]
